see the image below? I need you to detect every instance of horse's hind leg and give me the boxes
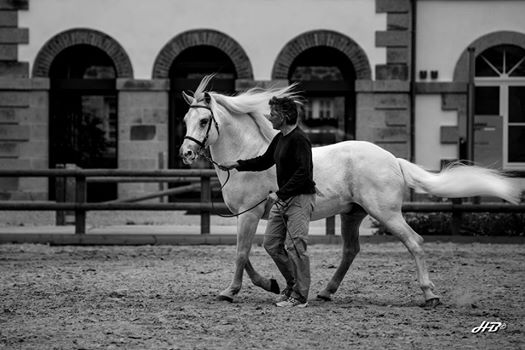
[317,204,367,301]
[379,211,440,307]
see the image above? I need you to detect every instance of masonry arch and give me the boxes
[152,29,253,79]
[33,28,133,78]
[272,30,371,145]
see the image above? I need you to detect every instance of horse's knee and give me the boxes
[343,242,360,257]
[236,252,250,266]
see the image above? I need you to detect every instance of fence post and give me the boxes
[201,175,211,234]
[325,216,335,235]
[55,164,66,225]
[450,198,462,235]
[158,152,165,203]
[75,174,86,234]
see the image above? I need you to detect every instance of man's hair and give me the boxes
[269,96,298,125]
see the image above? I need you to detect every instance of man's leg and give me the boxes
[283,194,315,303]
[263,204,295,289]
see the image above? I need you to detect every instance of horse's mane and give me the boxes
[193,74,302,142]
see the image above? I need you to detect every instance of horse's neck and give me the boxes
[210,112,271,164]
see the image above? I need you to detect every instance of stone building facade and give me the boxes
[0,0,524,201]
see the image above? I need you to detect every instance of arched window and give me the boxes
[289,47,356,146]
[169,46,236,169]
[475,44,525,169]
[49,45,118,201]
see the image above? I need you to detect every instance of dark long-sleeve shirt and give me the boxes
[236,127,316,200]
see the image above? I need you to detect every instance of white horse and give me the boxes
[179,75,520,307]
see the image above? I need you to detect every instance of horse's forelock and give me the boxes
[193,74,216,102]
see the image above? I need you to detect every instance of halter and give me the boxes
[183,105,220,149]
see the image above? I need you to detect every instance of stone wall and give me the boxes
[117,79,169,201]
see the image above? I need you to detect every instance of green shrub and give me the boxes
[372,212,525,236]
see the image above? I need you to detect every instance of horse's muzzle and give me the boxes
[179,145,197,165]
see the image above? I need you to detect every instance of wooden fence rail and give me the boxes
[1,169,524,235]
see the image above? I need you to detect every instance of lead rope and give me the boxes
[199,150,268,218]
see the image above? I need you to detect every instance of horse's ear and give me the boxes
[204,92,211,105]
[182,90,194,105]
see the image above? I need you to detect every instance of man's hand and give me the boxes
[218,161,239,171]
[267,192,279,206]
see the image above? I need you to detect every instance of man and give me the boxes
[220,96,316,308]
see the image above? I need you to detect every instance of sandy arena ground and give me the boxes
[0,242,523,349]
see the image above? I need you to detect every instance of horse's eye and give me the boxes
[200,119,208,128]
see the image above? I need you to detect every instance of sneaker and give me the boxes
[275,286,292,303]
[276,296,308,308]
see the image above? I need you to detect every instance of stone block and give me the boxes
[373,126,408,142]
[376,0,410,13]
[0,124,29,140]
[416,82,467,94]
[0,77,31,89]
[142,108,167,124]
[119,158,157,170]
[19,141,46,156]
[374,93,409,109]
[387,48,408,64]
[0,61,28,77]
[29,91,48,108]
[0,141,18,156]
[0,44,16,60]
[0,0,29,10]
[376,64,409,80]
[0,176,17,190]
[0,91,28,106]
[116,79,169,91]
[0,11,17,26]
[29,124,47,141]
[0,107,15,122]
[235,79,288,90]
[19,177,47,191]
[0,27,28,43]
[130,125,156,141]
[382,110,408,126]
[375,31,409,47]
[387,13,410,30]
[442,93,466,111]
[0,158,30,169]
[440,126,458,144]
[376,142,409,158]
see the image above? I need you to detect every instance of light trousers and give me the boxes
[263,194,315,302]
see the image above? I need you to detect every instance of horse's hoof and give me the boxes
[421,298,441,309]
[316,294,332,302]
[216,295,234,303]
[270,279,280,295]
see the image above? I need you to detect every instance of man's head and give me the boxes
[268,96,298,127]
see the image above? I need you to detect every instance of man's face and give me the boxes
[266,106,284,130]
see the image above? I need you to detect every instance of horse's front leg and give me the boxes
[217,211,261,302]
[244,259,281,295]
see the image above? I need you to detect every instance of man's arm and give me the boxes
[220,134,279,171]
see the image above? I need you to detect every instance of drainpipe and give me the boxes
[409,0,417,164]
[409,0,417,202]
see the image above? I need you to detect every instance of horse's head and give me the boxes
[179,90,220,165]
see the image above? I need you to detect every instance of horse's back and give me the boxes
[310,140,405,218]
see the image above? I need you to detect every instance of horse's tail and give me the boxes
[396,158,521,204]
